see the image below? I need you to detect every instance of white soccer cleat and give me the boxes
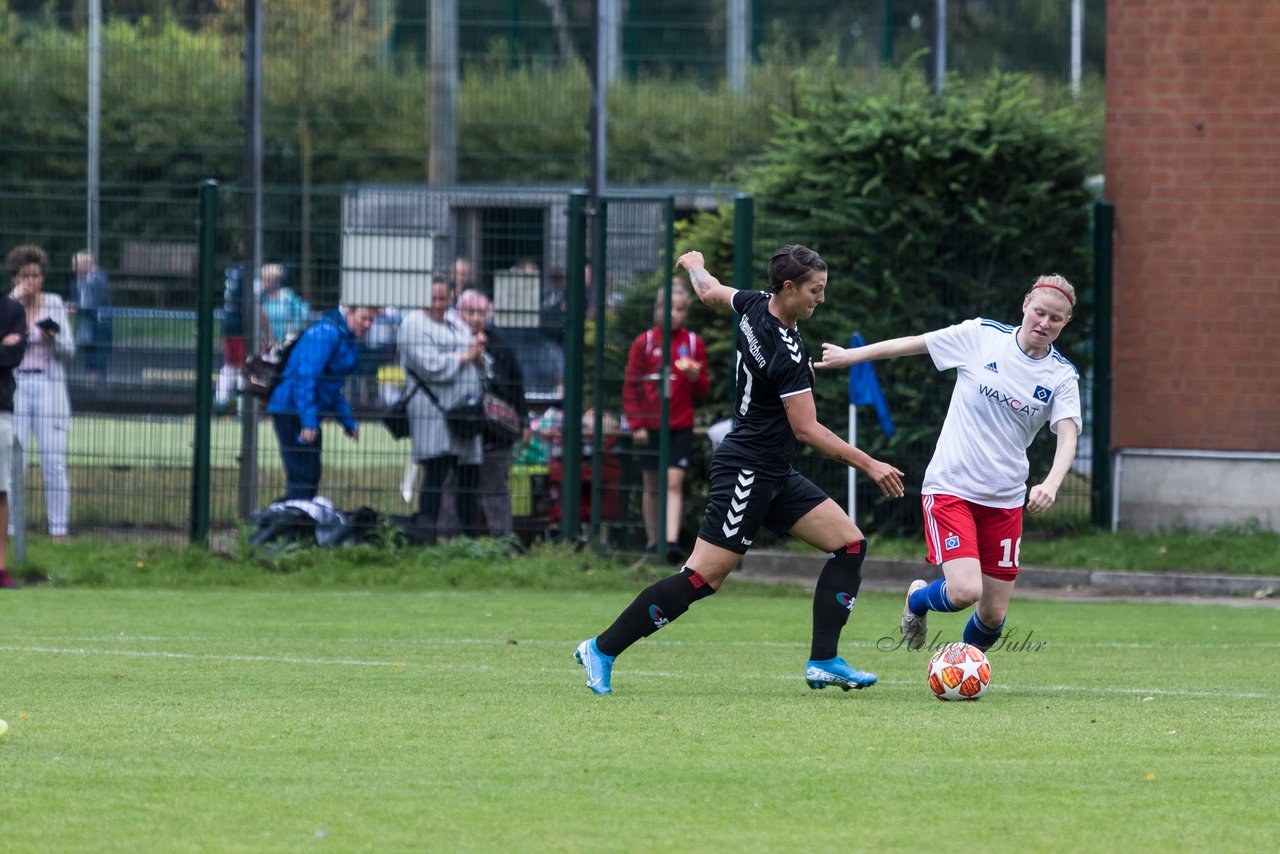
[902,579,928,650]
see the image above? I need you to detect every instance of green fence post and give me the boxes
[562,191,588,542]
[881,0,895,64]
[731,194,754,407]
[190,179,218,545]
[657,197,676,554]
[1090,201,1114,529]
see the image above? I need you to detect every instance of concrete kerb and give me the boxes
[732,550,1280,601]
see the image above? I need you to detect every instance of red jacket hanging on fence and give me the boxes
[622,327,709,431]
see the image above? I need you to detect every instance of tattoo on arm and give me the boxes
[689,267,713,298]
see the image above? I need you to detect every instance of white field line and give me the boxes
[601,671,1273,701]
[3,642,1271,701]
[6,635,1280,652]
[0,645,398,668]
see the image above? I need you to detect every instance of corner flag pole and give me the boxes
[845,332,896,524]
[847,391,859,524]
[846,332,864,524]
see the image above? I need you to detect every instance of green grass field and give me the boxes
[2,579,1276,852]
[46,415,1280,574]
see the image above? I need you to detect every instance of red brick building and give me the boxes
[1104,0,1280,530]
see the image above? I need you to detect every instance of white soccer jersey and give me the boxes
[922,318,1082,508]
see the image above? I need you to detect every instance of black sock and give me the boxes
[809,539,868,661]
[596,567,716,658]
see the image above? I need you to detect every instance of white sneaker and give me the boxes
[902,579,928,650]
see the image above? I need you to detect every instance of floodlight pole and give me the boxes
[588,0,609,206]
[238,0,264,521]
[87,0,102,260]
[1071,0,1084,95]
[428,0,458,185]
[727,0,748,92]
[934,0,947,94]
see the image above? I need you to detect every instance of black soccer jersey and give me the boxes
[714,290,815,476]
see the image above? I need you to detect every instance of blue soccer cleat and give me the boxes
[575,637,615,695]
[805,657,877,691]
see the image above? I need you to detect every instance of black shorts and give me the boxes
[696,460,829,554]
[637,427,695,472]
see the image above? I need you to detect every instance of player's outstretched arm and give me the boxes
[815,335,929,369]
[781,391,905,498]
[1027,419,1079,514]
[675,250,736,310]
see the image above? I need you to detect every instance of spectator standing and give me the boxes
[8,245,74,541]
[266,304,377,500]
[261,263,310,342]
[216,255,272,410]
[623,280,709,562]
[0,261,27,587]
[456,289,528,541]
[452,257,474,293]
[541,266,567,339]
[398,277,484,544]
[215,258,246,409]
[68,250,112,389]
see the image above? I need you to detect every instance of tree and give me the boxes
[208,0,393,301]
[679,69,1096,532]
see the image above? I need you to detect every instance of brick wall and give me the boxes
[1106,0,1280,450]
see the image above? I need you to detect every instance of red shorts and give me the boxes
[223,337,245,368]
[921,493,1023,581]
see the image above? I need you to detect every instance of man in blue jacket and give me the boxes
[267,304,377,500]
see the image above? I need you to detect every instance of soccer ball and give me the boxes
[927,643,991,701]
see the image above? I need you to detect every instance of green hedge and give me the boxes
[677,69,1098,533]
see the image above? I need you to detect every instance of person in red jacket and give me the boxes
[623,280,709,562]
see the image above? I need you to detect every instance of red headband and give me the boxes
[1033,283,1075,306]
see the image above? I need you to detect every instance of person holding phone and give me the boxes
[7,245,75,541]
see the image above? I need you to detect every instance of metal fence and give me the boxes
[0,2,1105,549]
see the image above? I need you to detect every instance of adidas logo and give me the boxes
[984,362,999,373]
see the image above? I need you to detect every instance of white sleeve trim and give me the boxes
[779,387,813,399]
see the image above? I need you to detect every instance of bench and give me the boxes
[116,240,198,308]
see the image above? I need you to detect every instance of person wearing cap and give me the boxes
[816,274,1082,655]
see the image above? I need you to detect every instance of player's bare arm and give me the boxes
[1027,419,1079,514]
[675,250,735,309]
[815,335,929,369]
[781,391,905,498]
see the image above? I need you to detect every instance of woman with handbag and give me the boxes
[398,277,484,544]
[455,289,528,541]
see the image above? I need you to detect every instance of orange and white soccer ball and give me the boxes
[927,643,991,701]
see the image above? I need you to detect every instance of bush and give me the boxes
[677,69,1097,533]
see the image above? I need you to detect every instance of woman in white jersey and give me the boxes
[817,275,1081,653]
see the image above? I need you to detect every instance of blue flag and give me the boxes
[847,332,895,438]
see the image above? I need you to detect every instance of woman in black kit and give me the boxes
[574,245,905,695]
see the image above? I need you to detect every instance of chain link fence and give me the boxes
[0,2,1103,547]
